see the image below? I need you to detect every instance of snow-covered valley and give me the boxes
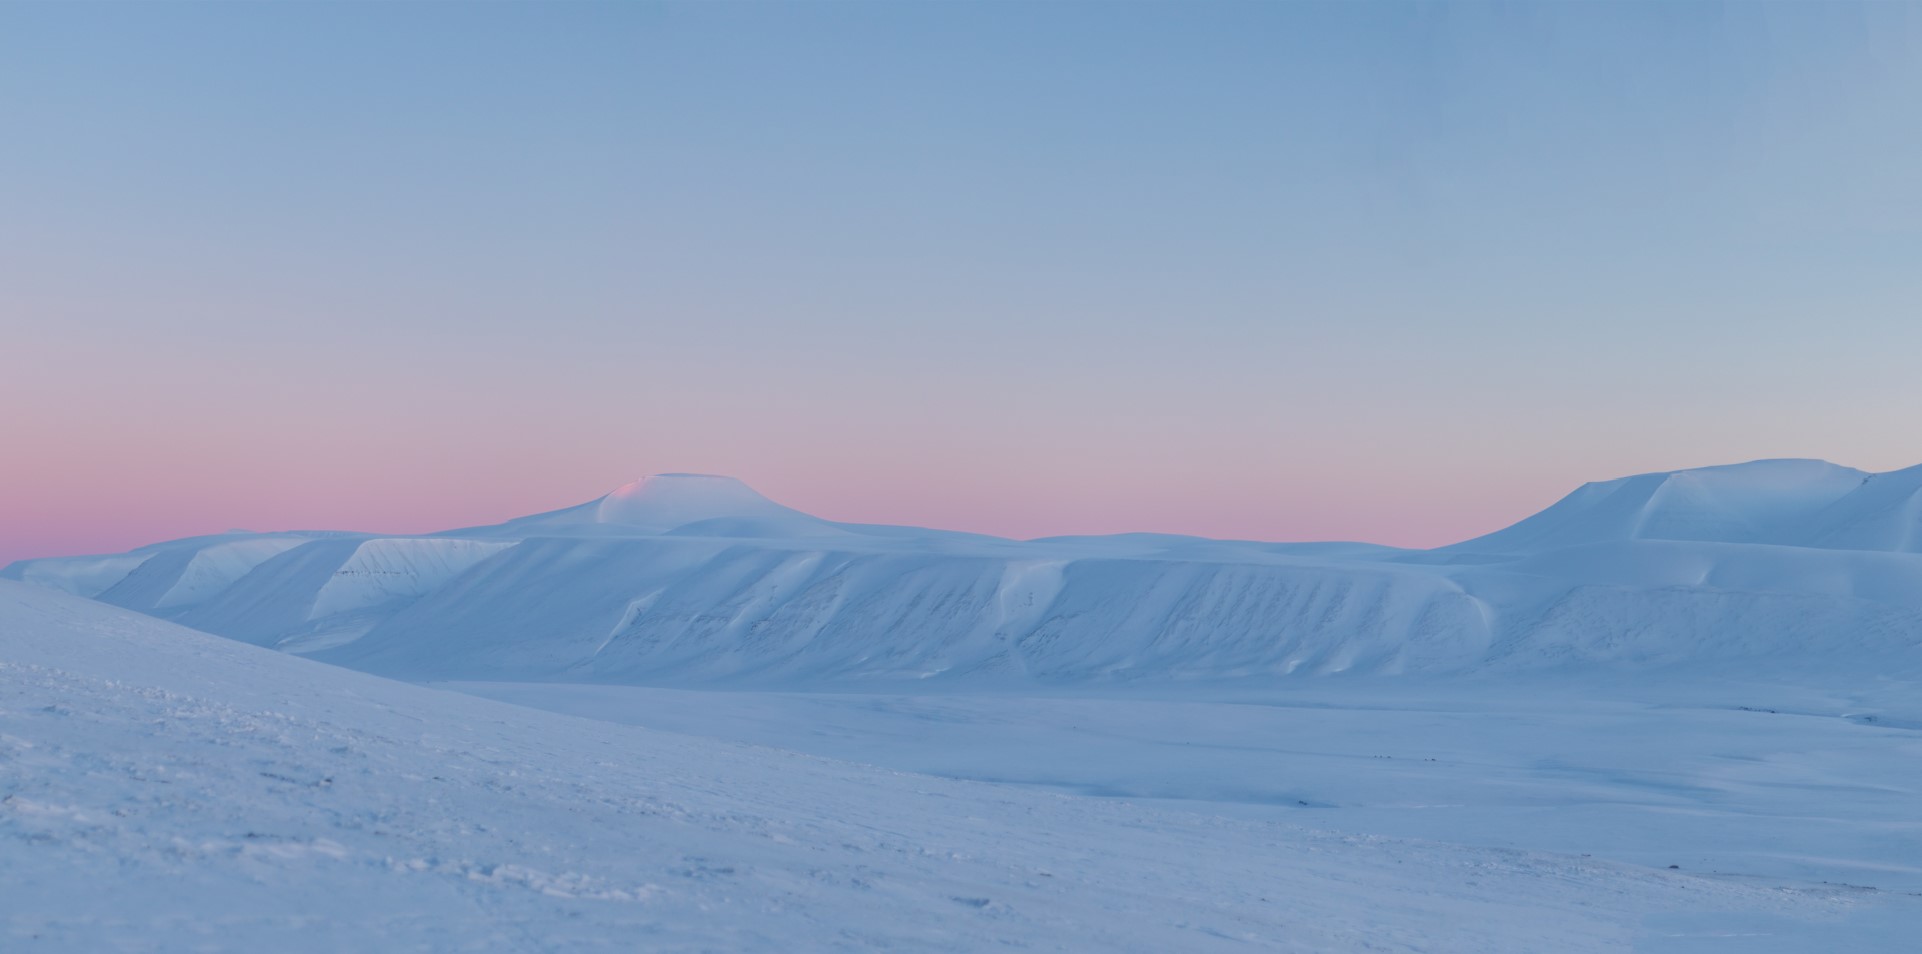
[13,0,1920,947]
[7,460,1922,949]
[20,581,1916,951]
[456,674,1922,896]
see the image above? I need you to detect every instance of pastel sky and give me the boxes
[4,2,1921,564]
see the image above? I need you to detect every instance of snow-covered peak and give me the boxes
[593,474,834,536]
[1450,459,1872,553]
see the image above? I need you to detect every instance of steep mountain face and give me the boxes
[313,546,1494,684]
[8,461,1922,686]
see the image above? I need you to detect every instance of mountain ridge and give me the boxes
[8,459,1922,687]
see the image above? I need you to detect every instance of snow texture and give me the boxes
[4,581,1912,952]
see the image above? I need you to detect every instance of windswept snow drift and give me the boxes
[12,580,1896,952]
[8,459,1922,686]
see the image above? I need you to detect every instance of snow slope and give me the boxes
[8,460,1922,686]
[1447,458,1922,555]
[1446,459,1873,552]
[1803,463,1922,553]
[13,579,1898,951]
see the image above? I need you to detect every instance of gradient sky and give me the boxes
[4,1,1921,564]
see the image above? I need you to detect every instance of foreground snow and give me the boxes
[458,675,1922,893]
[4,580,1908,951]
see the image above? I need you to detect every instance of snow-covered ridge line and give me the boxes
[7,458,1922,686]
[1445,458,1921,553]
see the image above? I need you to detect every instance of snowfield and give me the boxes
[7,460,1922,949]
[13,581,1908,951]
[457,675,1922,895]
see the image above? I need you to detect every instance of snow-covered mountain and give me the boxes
[1447,458,1922,553]
[9,460,1922,686]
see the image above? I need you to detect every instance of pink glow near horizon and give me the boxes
[7,437,1918,567]
[0,469,1528,565]
[5,314,1920,565]
[8,4,1922,566]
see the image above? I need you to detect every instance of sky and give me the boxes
[3,1,1921,564]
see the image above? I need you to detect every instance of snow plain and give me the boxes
[7,460,1922,949]
[456,675,1922,889]
[15,581,1910,951]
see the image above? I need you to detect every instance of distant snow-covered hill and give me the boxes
[1447,458,1922,554]
[9,462,1922,686]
